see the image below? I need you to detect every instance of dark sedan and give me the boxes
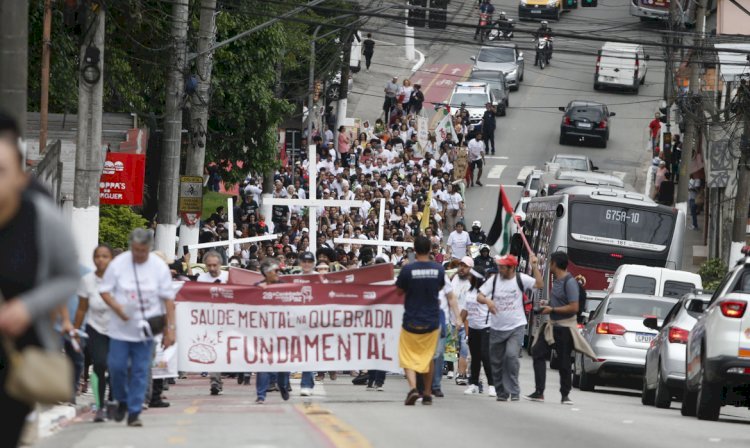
[468,70,510,116]
[558,101,615,148]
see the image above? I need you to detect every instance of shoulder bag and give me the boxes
[133,259,166,337]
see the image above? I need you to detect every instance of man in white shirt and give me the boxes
[195,251,228,394]
[477,254,543,401]
[467,133,486,187]
[446,221,471,260]
[449,257,474,386]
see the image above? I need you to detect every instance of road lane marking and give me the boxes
[183,406,199,415]
[612,171,627,181]
[295,403,372,448]
[487,165,506,179]
[168,436,187,445]
[517,165,536,181]
[485,156,509,160]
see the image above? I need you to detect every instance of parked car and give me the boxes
[683,255,750,420]
[558,101,615,148]
[595,42,649,93]
[471,44,525,90]
[516,169,544,198]
[642,291,711,408]
[468,70,511,116]
[574,293,676,392]
[546,154,598,172]
[608,265,703,298]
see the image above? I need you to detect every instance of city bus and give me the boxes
[518,186,685,344]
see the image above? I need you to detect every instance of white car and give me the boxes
[642,291,711,409]
[448,82,494,132]
[683,257,750,420]
[516,169,544,198]
[546,154,598,172]
[514,196,531,223]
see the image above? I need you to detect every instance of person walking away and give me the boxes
[254,259,291,404]
[477,254,543,401]
[99,228,176,427]
[462,267,495,396]
[527,251,596,405]
[468,133,485,187]
[656,171,675,206]
[0,112,81,447]
[481,103,497,155]
[688,173,701,230]
[649,112,662,155]
[409,84,425,115]
[196,251,228,395]
[383,76,400,118]
[73,245,116,422]
[396,236,461,406]
[362,33,375,70]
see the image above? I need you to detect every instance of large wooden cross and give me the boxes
[333,198,414,256]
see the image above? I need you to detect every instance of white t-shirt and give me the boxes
[99,252,175,342]
[468,139,485,161]
[77,272,111,335]
[447,230,471,259]
[196,271,228,284]
[464,289,489,330]
[438,274,454,325]
[479,273,534,332]
[446,192,462,211]
[450,275,471,323]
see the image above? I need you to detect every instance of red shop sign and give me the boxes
[99,152,145,206]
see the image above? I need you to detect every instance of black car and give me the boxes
[558,100,615,148]
[468,70,510,116]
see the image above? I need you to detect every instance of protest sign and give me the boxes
[176,282,403,372]
[152,335,178,379]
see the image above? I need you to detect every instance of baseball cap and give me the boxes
[460,256,475,268]
[300,251,315,262]
[496,254,519,267]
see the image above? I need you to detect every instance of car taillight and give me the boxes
[596,322,626,335]
[610,253,623,259]
[720,300,747,318]
[595,55,601,74]
[668,327,689,344]
[598,120,607,129]
[564,116,571,125]
[523,190,529,197]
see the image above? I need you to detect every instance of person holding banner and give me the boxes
[396,236,462,406]
[254,259,291,404]
[196,251,229,395]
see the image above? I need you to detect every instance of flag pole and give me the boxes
[513,215,533,255]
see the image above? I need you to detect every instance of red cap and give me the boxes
[496,255,519,267]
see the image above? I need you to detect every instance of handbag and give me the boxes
[133,259,166,337]
[2,337,73,405]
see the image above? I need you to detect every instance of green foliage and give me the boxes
[698,258,728,292]
[99,205,148,250]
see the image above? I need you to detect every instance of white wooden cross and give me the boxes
[187,197,281,259]
[333,198,414,256]
[263,144,367,255]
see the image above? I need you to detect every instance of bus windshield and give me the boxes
[569,203,674,251]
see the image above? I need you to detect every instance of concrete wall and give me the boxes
[717,0,750,35]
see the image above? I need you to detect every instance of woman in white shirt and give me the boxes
[462,268,495,396]
[74,245,115,422]
[100,228,176,427]
[399,79,414,109]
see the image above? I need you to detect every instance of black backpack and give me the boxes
[565,276,587,321]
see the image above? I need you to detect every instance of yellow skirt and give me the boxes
[399,329,440,373]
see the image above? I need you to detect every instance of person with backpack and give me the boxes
[526,252,596,405]
[477,254,542,401]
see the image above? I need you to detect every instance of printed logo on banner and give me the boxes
[328,291,358,299]
[210,287,235,300]
[188,334,219,365]
[363,291,377,300]
[262,286,313,303]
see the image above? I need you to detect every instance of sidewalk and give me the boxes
[23,391,95,446]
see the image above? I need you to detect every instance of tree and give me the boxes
[99,205,148,250]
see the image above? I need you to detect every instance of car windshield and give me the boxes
[450,93,487,108]
[555,157,588,171]
[606,297,674,319]
[470,75,504,91]
[569,203,675,251]
[478,48,515,63]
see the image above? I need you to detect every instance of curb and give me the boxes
[23,400,93,445]
[411,48,426,75]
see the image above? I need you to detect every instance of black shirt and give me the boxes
[363,39,375,55]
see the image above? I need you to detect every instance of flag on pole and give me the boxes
[420,188,433,231]
[486,186,516,255]
[434,108,457,147]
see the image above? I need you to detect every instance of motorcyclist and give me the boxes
[469,220,487,244]
[474,0,495,40]
[473,244,494,272]
[534,21,553,59]
[495,11,513,38]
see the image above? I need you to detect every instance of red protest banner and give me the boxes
[227,267,265,285]
[175,282,404,372]
[99,152,146,206]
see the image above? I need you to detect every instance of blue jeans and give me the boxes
[432,334,447,391]
[456,327,469,358]
[689,198,699,228]
[256,372,290,400]
[301,372,315,389]
[108,339,154,415]
[63,338,85,403]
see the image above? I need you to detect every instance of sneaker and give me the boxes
[291,372,302,380]
[114,402,127,423]
[315,373,325,382]
[688,224,696,230]
[525,391,545,402]
[478,381,484,394]
[127,414,143,427]
[93,408,106,423]
[148,400,170,408]
[432,389,444,398]
[561,395,574,405]
[446,371,454,379]
[280,386,290,401]
[476,181,483,187]
[455,374,468,386]
[464,384,479,395]
[268,384,280,392]
[300,388,313,397]
[422,396,433,406]
[376,384,384,392]
[210,384,222,396]
[405,388,420,406]
[488,386,497,397]
[329,372,338,381]
[511,395,520,402]
[366,385,376,391]
[243,375,251,386]
[255,398,265,405]
[496,394,509,402]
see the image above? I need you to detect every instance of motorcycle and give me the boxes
[488,18,514,41]
[478,12,492,43]
[535,37,552,70]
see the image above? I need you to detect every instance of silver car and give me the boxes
[574,293,676,392]
[642,291,711,408]
[470,45,525,91]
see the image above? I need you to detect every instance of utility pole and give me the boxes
[180,0,217,259]
[155,0,189,258]
[676,0,706,203]
[72,4,105,269]
[40,0,52,151]
[732,80,750,242]
[0,0,29,136]
[335,28,354,144]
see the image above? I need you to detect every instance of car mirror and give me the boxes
[592,166,599,171]
[517,181,525,187]
[470,56,476,61]
[588,311,596,321]
[558,106,566,112]
[609,112,616,117]
[643,317,660,331]
[518,52,523,60]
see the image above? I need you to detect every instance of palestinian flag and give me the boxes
[486,186,516,255]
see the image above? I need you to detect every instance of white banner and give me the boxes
[152,335,178,379]
[176,283,403,372]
